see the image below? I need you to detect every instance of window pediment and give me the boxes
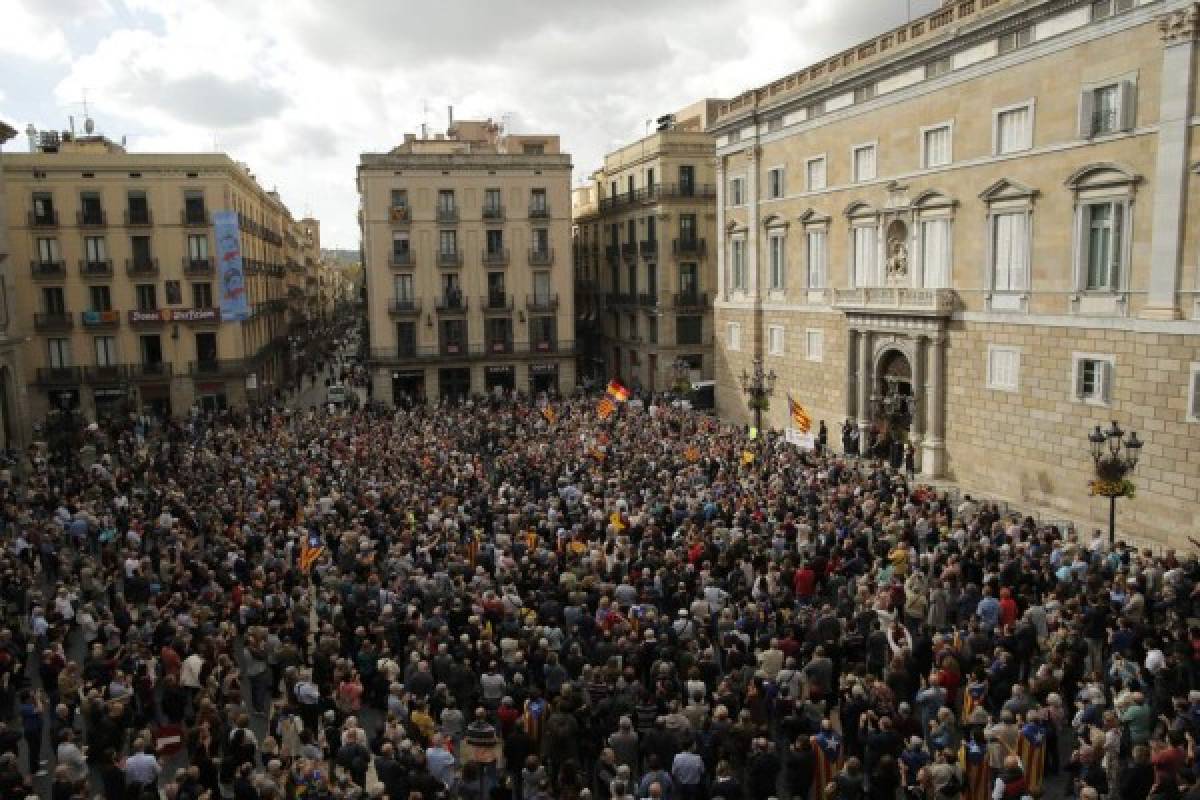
[844,200,877,220]
[1064,162,1140,192]
[763,213,789,230]
[798,208,831,226]
[912,189,957,210]
[978,178,1038,205]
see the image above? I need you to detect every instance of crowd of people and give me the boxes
[0,351,1196,800]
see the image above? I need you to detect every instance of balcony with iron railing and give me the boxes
[598,183,718,211]
[79,259,113,279]
[672,291,709,310]
[606,292,635,307]
[529,247,554,266]
[77,209,107,227]
[530,338,558,353]
[637,291,659,307]
[126,257,159,277]
[831,287,957,316]
[124,208,153,226]
[526,293,559,312]
[482,248,509,266]
[130,362,172,380]
[390,250,415,268]
[435,294,468,313]
[28,209,59,227]
[639,240,658,260]
[30,260,66,280]
[436,206,459,224]
[482,293,513,312]
[529,205,550,219]
[440,340,468,357]
[486,339,513,355]
[80,310,121,330]
[36,366,82,385]
[482,205,505,221]
[388,298,422,316]
[33,312,74,332]
[183,256,214,276]
[189,359,248,376]
[672,238,707,257]
[85,364,130,383]
[369,340,576,364]
[437,250,463,268]
[181,208,209,226]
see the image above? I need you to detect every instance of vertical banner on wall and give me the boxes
[214,210,250,321]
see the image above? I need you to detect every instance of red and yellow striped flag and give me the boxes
[788,394,812,433]
[525,531,539,552]
[541,406,558,424]
[605,379,630,403]
[741,450,756,465]
[683,445,701,463]
[590,446,607,462]
[298,541,324,572]
[610,511,626,532]
[596,397,616,419]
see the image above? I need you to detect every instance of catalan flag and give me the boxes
[605,379,630,403]
[788,394,812,433]
[742,450,756,465]
[525,531,540,552]
[683,445,701,463]
[610,511,626,532]
[541,405,558,424]
[465,532,481,565]
[596,397,616,419]
[590,447,607,462]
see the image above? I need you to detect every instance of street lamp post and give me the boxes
[1087,420,1143,547]
[739,357,777,465]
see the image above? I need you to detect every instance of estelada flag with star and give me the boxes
[788,394,812,433]
[605,379,630,403]
[298,533,324,572]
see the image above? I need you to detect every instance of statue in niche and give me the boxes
[886,220,909,278]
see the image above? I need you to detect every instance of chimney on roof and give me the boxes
[448,105,453,130]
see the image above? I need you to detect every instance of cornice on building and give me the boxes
[358,153,571,172]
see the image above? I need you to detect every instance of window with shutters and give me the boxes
[1082,201,1124,291]
[767,233,786,291]
[806,330,824,363]
[919,218,952,289]
[1092,0,1134,20]
[806,229,827,289]
[1079,78,1136,138]
[767,325,785,356]
[852,143,877,183]
[994,102,1034,155]
[1188,364,1200,423]
[987,346,1020,392]
[921,123,953,168]
[730,238,747,292]
[998,27,1032,54]
[1072,353,1114,405]
[727,322,741,351]
[990,212,1030,293]
[767,167,785,200]
[851,224,879,288]
[728,177,745,206]
[806,156,827,191]
[1066,164,1136,303]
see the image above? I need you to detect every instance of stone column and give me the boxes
[745,147,760,300]
[1144,4,1198,318]
[715,159,726,299]
[911,335,927,461]
[856,328,872,441]
[921,334,946,477]
[845,328,859,422]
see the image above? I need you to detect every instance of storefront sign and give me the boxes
[530,363,558,375]
[127,308,220,324]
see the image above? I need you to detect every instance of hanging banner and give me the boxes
[214,210,249,321]
[785,428,816,450]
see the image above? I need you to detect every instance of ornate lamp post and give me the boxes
[1087,420,1143,547]
[740,358,777,465]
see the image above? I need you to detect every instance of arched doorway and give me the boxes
[872,349,914,465]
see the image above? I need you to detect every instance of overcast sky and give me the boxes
[0,0,941,248]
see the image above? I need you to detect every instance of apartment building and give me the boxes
[572,100,721,391]
[359,118,575,404]
[711,0,1200,543]
[0,128,295,420]
[0,120,30,448]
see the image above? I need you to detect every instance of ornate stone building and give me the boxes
[710,0,1200,544]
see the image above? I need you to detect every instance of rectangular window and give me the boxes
[183,190,206,224]
[127,191,150,224]
[727,322,742,351]
[84,236,107,262]
[522,143,545,155]
[767,168,785,199]
[188,234,209,260]
[48,338,71,368]
[1084,202,1123,291]
[806,157,827,191]
[852,226,878,287]
[165,280,182,305]
[486,318,512,350]
[768,235,786,290]
[679,165,695,196]
[485,229,505,255]
[532,228,550,255]
[195,332,218,364]
[437,190,455,212]
[36,237,60,263]
[677,316,702,345]
[32,192,55,224]
[647,316,658,345]
[806,330,824,362]
[992,212,1029,291]
[922,125,952,168]
[439,230,457,255]
[987,346,1020,392]
[94,336,118,367]
[390,189,409,209]
[89,285,112,312]
[995,103,1033,154]
[730,239,746,291]
[394,274,414,302]
[852,144,876,182]
[1073,355,1113,404]
[484,188,502,213]
[1092,0,1134,20]
[42,287,66,313]
[530,188,548,214]
[530,316,555,347]
[998,27,1032,54]
[136,284,157,312]
[679,263,698,296]
[1188,364,1200,422]
[192,282,213,309]
[396,322,417,357]
[131,235,152,266]
[920,218,951,289]
[533,271,552,302]
[1080,82,1134,137]
[854,84,876,103]
[806,230,827,289]
[926,57,952,79]
[768,325,785,356]
[392,231,411,259]
[729,177,745,206]
[79,191,104,224]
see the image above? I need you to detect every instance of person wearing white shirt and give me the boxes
[180,653,205,691]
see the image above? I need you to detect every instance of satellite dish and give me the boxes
[84,117,95,134]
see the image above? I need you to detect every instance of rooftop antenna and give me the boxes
[421,99,429,139]
[81,89,95,134]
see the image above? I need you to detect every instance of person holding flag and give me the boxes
[788,394,812,433]
[1015,710,1046,796]
[959,728,991,800]
[811,719,843,798]
[606,379,631,403]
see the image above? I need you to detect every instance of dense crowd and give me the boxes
[0,352,1197,800]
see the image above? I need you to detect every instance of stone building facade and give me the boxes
[0,129,299,420]
[572,100,722,390]
[0,120,30,449]
[710,0,1200,544]
[360,119,575,404]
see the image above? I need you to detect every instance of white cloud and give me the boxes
[0,0,73,62]
[18,0,943,245]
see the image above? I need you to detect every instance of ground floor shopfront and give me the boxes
[373,356,577,407]
[715,292,1200,546]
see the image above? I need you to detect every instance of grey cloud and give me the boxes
[128,73,287,127]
